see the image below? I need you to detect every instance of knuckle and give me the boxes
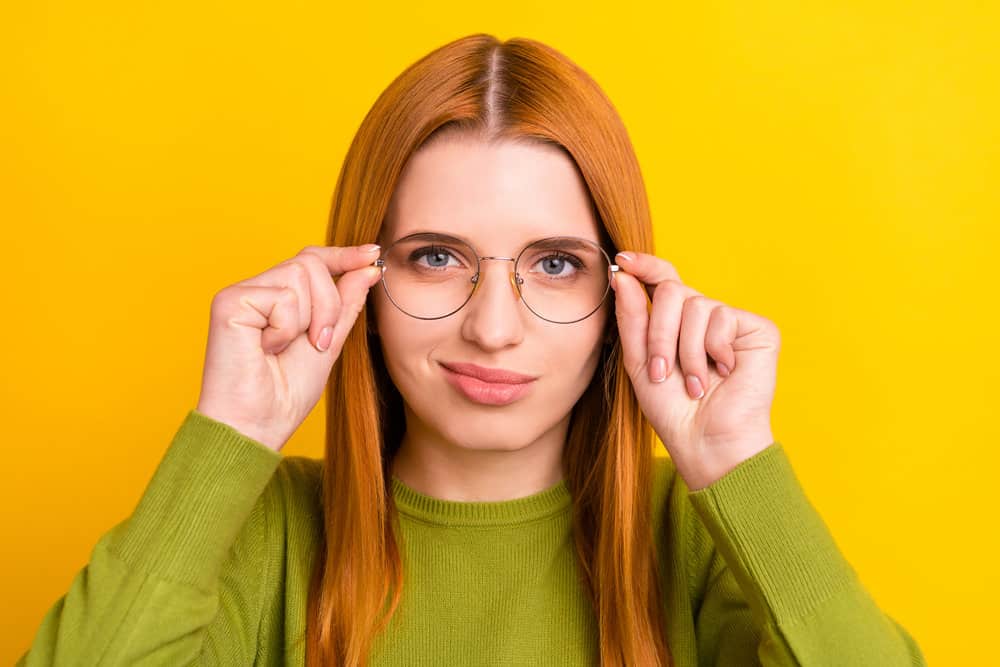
[679,297,707,323]
[683,293,707,311]
[651,279,685,308]
[287,260,309,283]
[660,279,685,296]
[348,299,366,318]
[299,252,324,272]
[297,244,319,257]
[277,286,299,305]
[328,293,343,319]
[210,287,234,313]
[646,324,671,349]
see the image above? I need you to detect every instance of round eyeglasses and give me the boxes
[373,232,620,324]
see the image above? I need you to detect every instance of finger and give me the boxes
[645,280,690,382]
[677,295,722,399]
[611,269,651,378]
[264,287,303,355]
[705,305,739,378]
[324,265,382,356]
[614,251,683,300]
[309,243,382,277]
[237,259,313,335]
[213,284,300,355]
[288,251,346,352]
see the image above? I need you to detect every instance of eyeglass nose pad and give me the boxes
[508,271,519,296]
[467,265,521,305]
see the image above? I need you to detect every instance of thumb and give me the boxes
[612,270,651,378]
[323,265,382,356]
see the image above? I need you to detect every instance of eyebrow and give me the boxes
[396,230,601,252]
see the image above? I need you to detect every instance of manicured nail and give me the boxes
[686,374,704,399]
[316,326,333,352]
[717,362,730,377]
[616,252,634,263]
[649,356,666,383]
[361,243,381,253]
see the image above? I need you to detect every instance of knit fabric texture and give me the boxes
[17,410,926,665]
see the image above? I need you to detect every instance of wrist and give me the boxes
[194,403,287,452]
[678,432,775,491]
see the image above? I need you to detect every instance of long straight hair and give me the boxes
[305,34,671,666]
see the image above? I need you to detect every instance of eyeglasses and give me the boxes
[373,232,620,324]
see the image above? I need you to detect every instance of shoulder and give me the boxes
[273,454,323,500]
[213,453,324,658]
[268,454,323,513]
[237,452,325,617]
[650,455,719,602]
[254,453,324,547]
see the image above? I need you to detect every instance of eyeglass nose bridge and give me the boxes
[470,256,523,296]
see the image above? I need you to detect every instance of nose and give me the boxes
[459,259,526,351]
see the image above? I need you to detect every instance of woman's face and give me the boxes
[372,134,611,453]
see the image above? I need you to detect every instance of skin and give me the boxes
[372,134,610,502]
[372,132,780,500]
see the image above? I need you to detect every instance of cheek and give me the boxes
[371,291,445,387]
[540,321,606,386]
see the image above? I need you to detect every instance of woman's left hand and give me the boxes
[611,251,781,491]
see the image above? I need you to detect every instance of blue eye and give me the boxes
[532,253,583,278]
[410,245,462,269]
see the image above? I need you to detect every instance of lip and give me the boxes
[439,362,537,406]
[439,362,538,384]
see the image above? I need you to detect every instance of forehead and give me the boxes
[381,136,602,248]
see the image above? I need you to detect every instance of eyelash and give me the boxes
[410,246,464,268]
[409,247,585,273]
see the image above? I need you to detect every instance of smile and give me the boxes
[439,362,537,406]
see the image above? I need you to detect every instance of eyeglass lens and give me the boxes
[378,233,612,323]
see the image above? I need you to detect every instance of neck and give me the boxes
[390,406,570,502]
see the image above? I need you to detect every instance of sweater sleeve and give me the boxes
[16,409,284,666]
[686,442,927,666]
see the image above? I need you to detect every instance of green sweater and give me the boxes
[18,410,926,666]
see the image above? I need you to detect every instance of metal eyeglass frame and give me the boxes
[372,232,620,324]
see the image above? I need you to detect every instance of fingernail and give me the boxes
[316,326,333,352]
[717,362,730,377]
[649,356,666,383]
[615,252,634,263]
[361,243,381,253]
[686,374,704,399]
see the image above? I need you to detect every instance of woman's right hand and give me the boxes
[195,243,383,452]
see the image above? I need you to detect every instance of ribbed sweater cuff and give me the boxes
[687,442,859,625]
[107,409,283,592]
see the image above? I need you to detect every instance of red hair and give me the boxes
[305,33,671,666]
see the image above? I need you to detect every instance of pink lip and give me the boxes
[439,362,537,406]
[439,362,538,384]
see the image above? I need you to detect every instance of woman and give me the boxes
[18,34,925,666]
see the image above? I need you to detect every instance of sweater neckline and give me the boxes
[389,475,573,526]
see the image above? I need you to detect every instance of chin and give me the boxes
[393,378,531,449]
[435,413,538,452]
[439,424,537,452]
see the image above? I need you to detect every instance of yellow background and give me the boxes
[3,2,996,664]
